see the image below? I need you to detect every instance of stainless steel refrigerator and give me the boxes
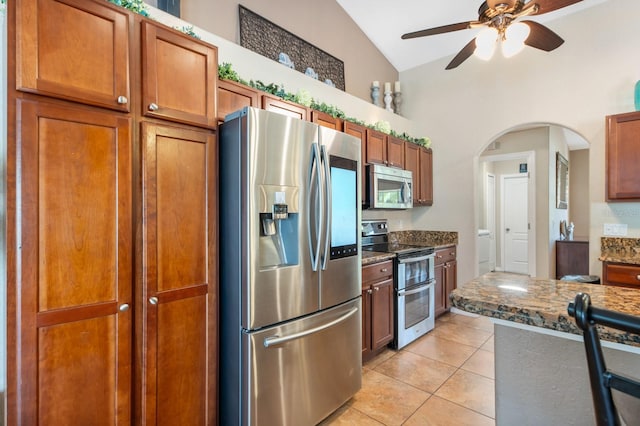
[219,107,362,426]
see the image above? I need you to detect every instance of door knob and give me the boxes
[149,297,159,305]
[506,228,510,232]
[119,303,130,312]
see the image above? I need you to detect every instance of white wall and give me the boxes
[401,0,640,284]
[549,127,570,278]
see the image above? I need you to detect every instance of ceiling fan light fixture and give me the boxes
[474,27,498,61]
[502,22,531,58]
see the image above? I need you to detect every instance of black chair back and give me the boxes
[568,293,640,426]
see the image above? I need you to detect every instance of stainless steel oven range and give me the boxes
[362,220,436,349]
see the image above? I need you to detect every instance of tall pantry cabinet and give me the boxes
[7,0,218,424]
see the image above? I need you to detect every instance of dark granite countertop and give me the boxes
[450,272,640,347]
[361,251,396,266]
[361,230,458,266]
[600,237,640,265]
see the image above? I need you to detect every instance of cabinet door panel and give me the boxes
[16,0,130,111]
[142,22,217,128]
[361,289,372,358]
[311,110,343,131]
[344,121,367,202]
[371,279,394,349]
[366,129,387,165]
[445,261,457,310]
[14,99,132,424]
[434,263,446,317]
[404,143,420,204]
[261,94,308,121]
[217,79,259,122]
[419,148,433,206]
[387,136,405,169]
[606,112,640,200]
[140,123,216,425]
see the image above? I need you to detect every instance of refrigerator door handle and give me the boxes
[263,307,359,348]
[307,143,322,271]
[320,145,331,270]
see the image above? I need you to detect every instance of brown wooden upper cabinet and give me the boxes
[344,121,368,203]
[141,21,218,129]
[262,93,309,121]
[387,136,405,169]
[15,0,131,111]
[606,111,640,200]
[217,79,260,123]
[403,143,433,206]
[366,130,404,169]
[311,110,343,131]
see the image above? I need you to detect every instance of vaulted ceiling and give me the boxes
[336,0,607,72]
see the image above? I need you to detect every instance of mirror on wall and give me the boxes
[556,152,569,209]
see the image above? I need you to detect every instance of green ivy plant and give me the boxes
[107,0,149,17]
[174,25,201,39]
[217,62,430,146]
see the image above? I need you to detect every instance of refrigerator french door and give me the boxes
[219,107,362,426]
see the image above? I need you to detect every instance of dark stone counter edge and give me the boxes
[451,294,640,347]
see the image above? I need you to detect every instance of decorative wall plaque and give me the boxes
[239,5,345,91]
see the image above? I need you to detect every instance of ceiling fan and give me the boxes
[401,0,583,69]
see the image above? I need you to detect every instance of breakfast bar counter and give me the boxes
[450,272,640,425]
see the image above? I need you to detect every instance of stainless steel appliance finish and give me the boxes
[219,107,362,426]
[361,219,435,350]
[366,164,413,209]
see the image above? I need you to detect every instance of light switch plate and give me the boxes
[603,223,628,236]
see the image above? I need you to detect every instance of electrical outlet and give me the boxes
[603,223,628,236]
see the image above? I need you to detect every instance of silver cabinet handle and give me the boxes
[119,303,130,312]
[381,268,388,272]
[263,307,358,348]
[117,95,128,104]
[149,297,159,305]
[148,103,159,111]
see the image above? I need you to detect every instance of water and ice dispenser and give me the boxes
[258,187,299,268]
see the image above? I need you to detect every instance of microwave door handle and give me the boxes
[307,143,321,271]
[402,180,412,204]
[321,145,331,270]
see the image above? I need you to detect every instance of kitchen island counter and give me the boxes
[451,272,640,425]
[450,271,640,346]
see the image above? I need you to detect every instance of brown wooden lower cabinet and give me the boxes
[435,247,457,317]
[556,239,589,278]
[362,260,394,361]
[602,262,640,288]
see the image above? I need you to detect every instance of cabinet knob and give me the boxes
[636,275,640,281]
[148,103,159,111]
[149,296,159,305]
[451,252,456,256]
[437,255,443,259]
[381,268,388,272]
[119,303,130,312]
[367,289,373,294]
[375,287,380,291]
[117,95,128,105]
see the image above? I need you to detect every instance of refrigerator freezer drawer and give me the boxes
[243,298,362,426]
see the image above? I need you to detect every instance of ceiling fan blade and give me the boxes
[402,21,479,39]
[445,38,477,70]
[529,0,583,15]
[522,21,564,51]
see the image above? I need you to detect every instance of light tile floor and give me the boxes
[321,311,496,426]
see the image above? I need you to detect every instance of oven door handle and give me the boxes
[397,282,434,297]
[398,254,434,264]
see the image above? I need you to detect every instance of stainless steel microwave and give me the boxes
[366,164,413,209]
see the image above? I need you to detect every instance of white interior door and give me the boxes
[502,174,529,274]
[486,174,496,271]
